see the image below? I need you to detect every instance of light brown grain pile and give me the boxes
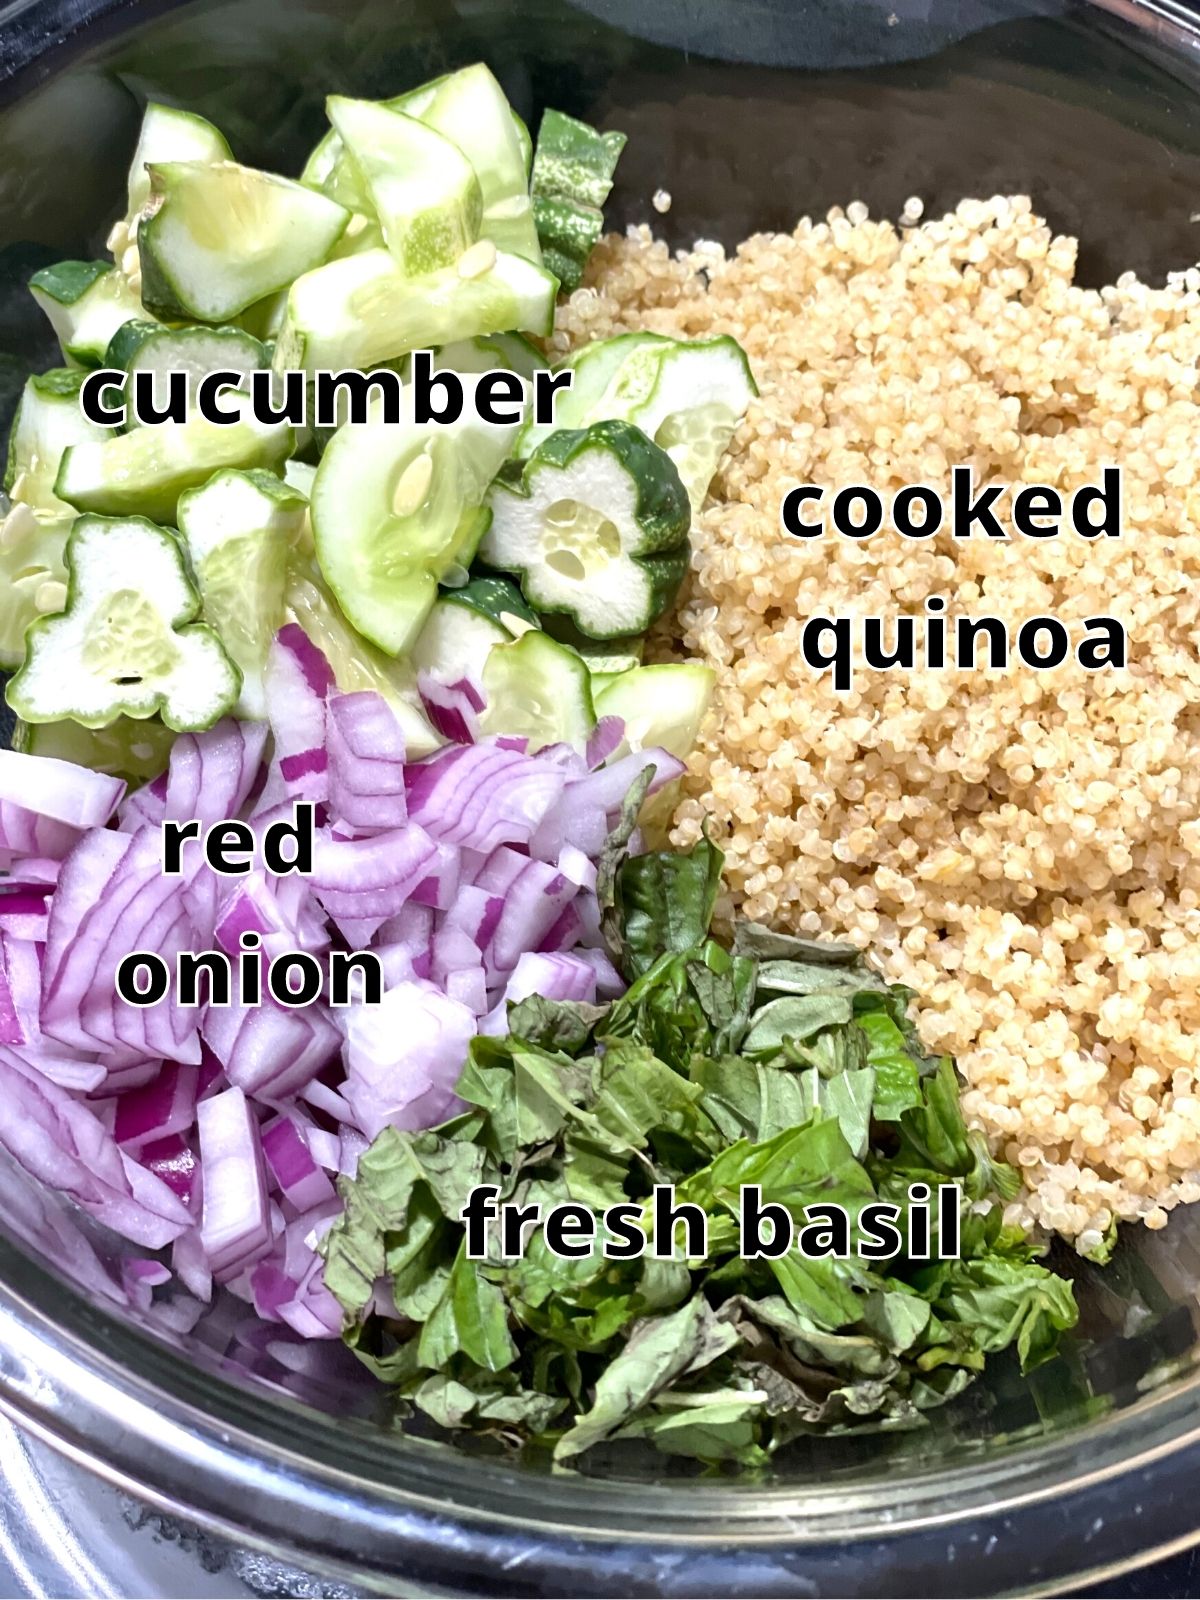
[552,197,1200,1247]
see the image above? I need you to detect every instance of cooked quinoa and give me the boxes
[551,196,1200,1247]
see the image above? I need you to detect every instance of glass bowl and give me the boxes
[3,0,1200,1591]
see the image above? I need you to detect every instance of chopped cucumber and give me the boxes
[518,331,671,456]
[285,568,440,757]
[436,331,548,381]
[621,336,757,511]
[7,514,241,732]
[137,160,349,322]
[273,245,557,374]
[310,398,516,656]
[283,459,317,498]
[517,332,756,509]
[482,419,690,640]
[0,503,72,669]
[13,714,174,785]
[594,662,714,760]
[576,642,643,676]
[123,102,232,229]
[30,262,149,368]
[5,368,111,512]
[106,320,266,428]
[394,65,542,263]
[55,394,292,524]
[326,97,483,276]
[411,577,538,684]
[531,109,626,291]
[177,469,305,718]
[479,630,595,752]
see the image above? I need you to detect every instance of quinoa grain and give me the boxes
[556,199,1200,1244]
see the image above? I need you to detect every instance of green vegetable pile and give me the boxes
[321,810,1078,1470]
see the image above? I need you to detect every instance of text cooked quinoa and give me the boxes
[553,195,1200,1248]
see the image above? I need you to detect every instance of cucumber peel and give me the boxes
[7,513,241,731]
[326,97,483,277]
[531,109,626,291]
[177,469,305,718]
[482,418,690,640]
[137,159,349,322]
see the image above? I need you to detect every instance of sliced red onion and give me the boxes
[163,718,268,826]
[489,860,576,975]
[309,824,438,921]
[341,980,474,1141]
[0,748,124,829]
[572,946,625,998]
[114,1063,198,1154]
[558,842,598,891]
[0,1053,191,1248]
[119,770,168,832]
[0,803,80,860]
[586,715,625,768]
[261,1114,336,1211]
[417,670,482,745]
[172,1225,212,1302]
[198,1086,271,1279]
[445,965,487,1015]
[327,692,408,834]
[264,625,333,802]
[141,1133,199,1204]
[406,742,564,854]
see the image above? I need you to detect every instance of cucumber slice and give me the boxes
[5,368,111,512]
[482,419,690,640]
[531,109,626,291]
[137,160,349,322]
[55,395,292,525]
[106,320,266,428]
[273,245,557,374]
[283,459,317,498]
[326,97,483,277]
[0,503,72,669]
[123,102,232,229]
[394,65,542,263]
[518,331,671,456]
[411,577,538,684]
[177,469,305,718]
[622,336,757,511]
[310,398,516,656]
[594,662,714,760]
[577,645,642,676]
[479,630,595,752]
[13,714,174,785]
[7,513,241,732]
[516,333,756,509]
[436,331,548,381]
[285,568,440,757]
[30,262,149,368]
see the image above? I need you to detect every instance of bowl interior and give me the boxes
[3,0,1200,1580]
